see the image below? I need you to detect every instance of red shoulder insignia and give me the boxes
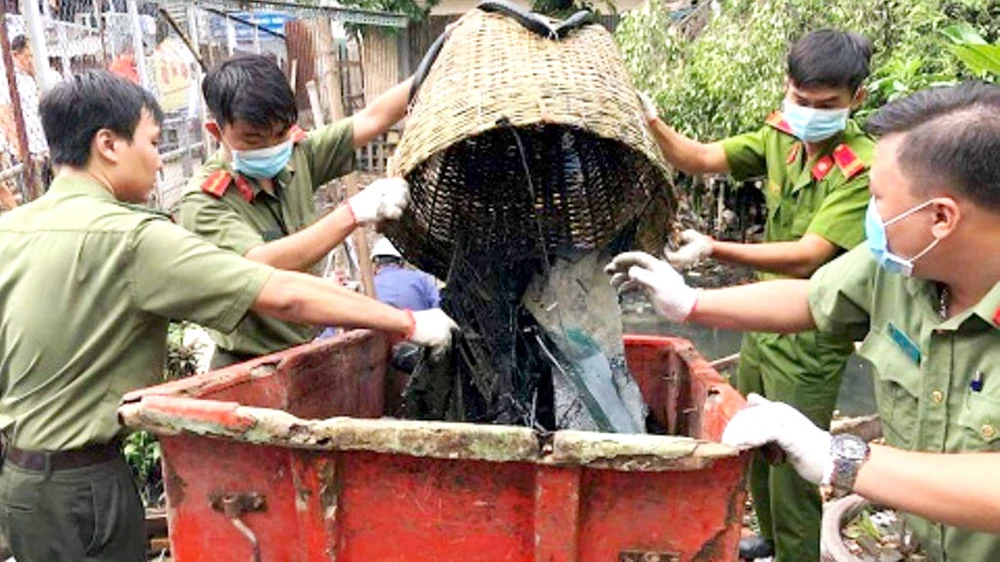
[200,170,232,198]
[812,155,834,181]
[993,306,1000,328]
[785,142,801,165]
[765,111,795,136]
[833,143,866,179]
[200,169,254,203]
[232,174,254,202]
[289,124,308,143]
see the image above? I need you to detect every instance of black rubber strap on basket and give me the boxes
[410,29,451,104]
[409,1,595,104]
[478,0,593,39]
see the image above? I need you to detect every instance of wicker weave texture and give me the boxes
[387,8,672,279]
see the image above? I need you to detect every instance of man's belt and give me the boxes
[3,441,121,471]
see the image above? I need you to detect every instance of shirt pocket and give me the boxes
[956,386,1000,452]
[858,330,922,449]
[789,207,817,239]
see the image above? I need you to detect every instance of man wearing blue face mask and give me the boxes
[641,29,875,561]
[609,82,1000,562]
[177,54,421,368]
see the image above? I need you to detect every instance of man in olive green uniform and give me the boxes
[641,30,875,560]
[611,83,1000,561]
[0,71,455,562]
[177,53,416,367]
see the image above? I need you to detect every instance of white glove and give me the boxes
[347,177,411,226]
[407,308,458,359]
[722,393,834,486]
[664,229,713,269]
[604,251,698,323]
[638,92,659,123]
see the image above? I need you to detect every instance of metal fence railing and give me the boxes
[0,0,406,213]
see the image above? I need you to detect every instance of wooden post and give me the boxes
[307,78,357,287]
[315,18,375,297]
[2,0,36,201]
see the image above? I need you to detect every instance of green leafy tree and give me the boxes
[616,0,964,140]
[943,21,1000,77]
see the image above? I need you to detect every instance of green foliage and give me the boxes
[124,430,162,505]
[942,0,1000,42]
[339,0,440,23]
[616,0,968,140]
[942,21,1000,77]
[531,0,618,18]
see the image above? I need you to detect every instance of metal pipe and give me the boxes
[126,0,151,90]
[22,0,54,93]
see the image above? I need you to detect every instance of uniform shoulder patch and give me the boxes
[200,169,254,203]
[833,144,866,179]
[289,124,309,143]
[812,155,834,181]
[765,111,795,136]
[200,170,232,198]
[993,306,1000,328]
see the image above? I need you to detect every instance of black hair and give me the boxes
[40,70,164,167]
[202,54,298,130]
[787,29,872,92]
[865,82,1000,210]
[11,35,27,54]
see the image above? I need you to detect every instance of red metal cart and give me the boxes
[120,332,748,562]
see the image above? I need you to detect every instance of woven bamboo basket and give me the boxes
[385,4,673,279]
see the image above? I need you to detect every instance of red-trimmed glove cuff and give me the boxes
[345,200,360,227]
[404,309,417,339]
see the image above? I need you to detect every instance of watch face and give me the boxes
[833,435,869,461]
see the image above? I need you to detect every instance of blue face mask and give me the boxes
[231,140,293,179]
[781,99,849,143]
[865,198,940,277]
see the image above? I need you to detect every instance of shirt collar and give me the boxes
[47,175,116,202]
[907,275,1000,331]
[972,282,1000,329]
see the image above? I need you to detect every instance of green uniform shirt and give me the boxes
[177,119,355,357]
[0,177,274,450]
[721,114,876,280]
[810,245,1000,561]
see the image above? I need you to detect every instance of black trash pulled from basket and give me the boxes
[401,124,649,434]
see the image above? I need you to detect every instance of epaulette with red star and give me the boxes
[812,144,867,181]
[832,143,866,179]
[200,170,254,203]
[765,111,794,136]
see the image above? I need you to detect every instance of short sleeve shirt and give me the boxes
[721,116,875,281]
[0,177,274,450]
[374,265,441,311]
[809,245,1000,561]
[176,119,355,357]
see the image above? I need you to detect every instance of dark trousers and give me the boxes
[0,454,145,562]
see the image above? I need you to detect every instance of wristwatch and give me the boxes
[822,434,870,501]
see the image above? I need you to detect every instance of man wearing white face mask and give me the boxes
[177,54,426,368]
[640,29,876,561]
[608,82,1000,562]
